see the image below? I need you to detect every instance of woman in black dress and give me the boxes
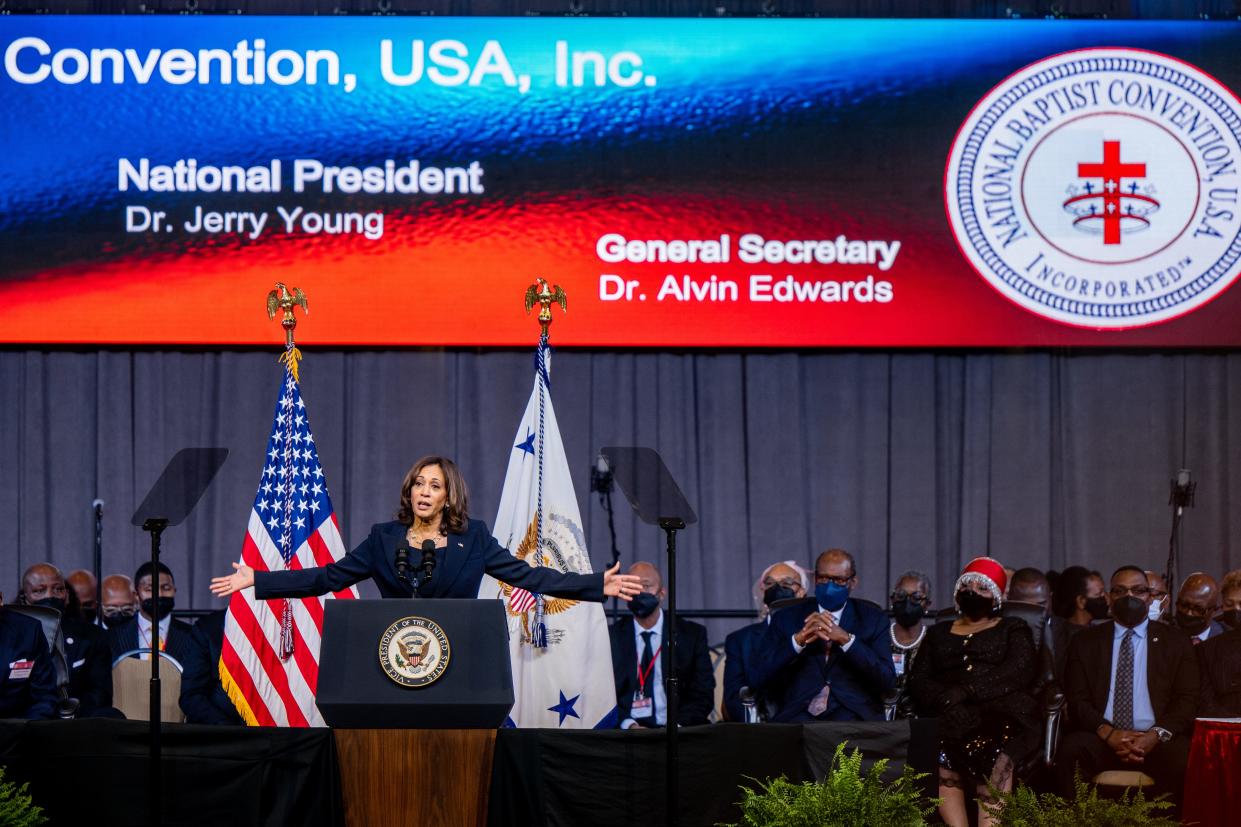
[908,557,1039,827]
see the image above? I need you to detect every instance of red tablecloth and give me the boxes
[1183,719,1241,826]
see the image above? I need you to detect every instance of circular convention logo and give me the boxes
[378,615,450,688]
[945,48,1241,328]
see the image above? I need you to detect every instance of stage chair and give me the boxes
[5,604,80,718]
[1092,769,1156,795]
[111,648,185,723]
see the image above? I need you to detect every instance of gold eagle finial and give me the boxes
[524,278,567,340]
[265,283,309,381]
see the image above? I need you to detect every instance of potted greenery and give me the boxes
[0,765,46,827]
[722,742,938,827]
[989,774,1177,827]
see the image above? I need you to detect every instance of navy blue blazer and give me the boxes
[0,608,58,720]
[722,620,766,722]
[748,597,895,722]
[180,610,243,725]
[254,519,605,602]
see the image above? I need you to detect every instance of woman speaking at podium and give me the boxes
[210,455,642,603]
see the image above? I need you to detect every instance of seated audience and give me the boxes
[19,563,115,717]
[1145,570,1170,623]
[1008,566,1074,679]
[722,560,809,722]
[1219,569,1241,631]
[888,569,932,718]
[179,609,243,725]
[1174,572,1224,644]
[66,570,98,623]
[1052,566,1108,629]
[747,548,893,722]
[100,574,137,630]
[108,562,196,666]
[1198,625,1241,717]
[0,591,57,719]
[1057,566,1196,807]
[608,561,714,728]
[908,558,1038,827]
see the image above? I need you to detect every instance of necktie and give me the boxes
[1113,629,1135,730]
[640,631,655,700]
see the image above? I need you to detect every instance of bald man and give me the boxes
[1010,567,1076,679]
[100,575,137,630]
[19,564,115,716]
[722,561,809,721]
[66,570,98,623]
[1174,573,1224,644]
[1145,570,1170,624]
[608,561,714,729]
[747,548,894,721]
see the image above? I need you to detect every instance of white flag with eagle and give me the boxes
[477,340,618,728]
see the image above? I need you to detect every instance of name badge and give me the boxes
[893,652,905,676]
[631,694,653,718]
[8,660,34,681]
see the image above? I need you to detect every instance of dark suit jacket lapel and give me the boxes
[433,532,470,597]
[1094,622,1117,713]
[1147,623,1165,710]
[376,524,406,592]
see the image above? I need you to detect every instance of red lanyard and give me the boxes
[636,645,663,693]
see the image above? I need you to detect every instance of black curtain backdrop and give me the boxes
[2,348,1239,642]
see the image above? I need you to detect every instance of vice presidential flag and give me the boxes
[477,341,618,728]
[220,363,358,727]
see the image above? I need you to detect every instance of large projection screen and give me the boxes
[2,18,1241,346]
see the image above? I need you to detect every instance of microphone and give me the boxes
[739,687,760,724]
[419,539,436,584]
[395,543,410,584]
[92,498,105,516]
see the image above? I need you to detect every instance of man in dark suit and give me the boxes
[19,563,116,717]
[108,561,196,668]
[0,592,58,719]
[1198,626,1241,716]
[747,548,894,722]
[1010,566,1078,680]
[722,561,809,721]
[1172,572,1226,644]
[1058,565,1197,804]
[180,609,243,725]
[609,561,714,728]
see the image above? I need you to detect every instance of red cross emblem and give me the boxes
[1076,141,1147,245]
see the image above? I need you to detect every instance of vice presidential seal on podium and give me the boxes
[378,615,451,688]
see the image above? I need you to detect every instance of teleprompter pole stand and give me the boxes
[660,516,686,827]
[142,516,169,827]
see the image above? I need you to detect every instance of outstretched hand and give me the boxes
[603,562,642,601]
[210,562,255,597]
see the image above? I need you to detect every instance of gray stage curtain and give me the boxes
[2,348,1239,642]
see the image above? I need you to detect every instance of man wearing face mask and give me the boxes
[746,548,894,722]
[1052,566,1109,629]
[721,560,809,721]
[608,561,714,729]
[99,574,138,629]
[66,570,98,624]
[1218,570,1241,632]
[1173,573,1224,644]
[107,562,196,668]
[1057,566,1197,808]
[1145,570,1170,624]
[18,563,116,717]
[888,570,932,718]
[1009,567,1075,680]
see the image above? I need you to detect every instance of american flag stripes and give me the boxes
[219,368,358,727]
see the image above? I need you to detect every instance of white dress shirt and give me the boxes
[622,609,667,729]
[136,612,172,661]
[1103,619,1155,731]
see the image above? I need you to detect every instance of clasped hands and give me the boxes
[794,611,852,648]
[1098,724,1159,764]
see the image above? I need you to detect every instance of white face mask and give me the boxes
[1147,597,1164,622]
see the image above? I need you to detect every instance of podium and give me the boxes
[319,599,514,827]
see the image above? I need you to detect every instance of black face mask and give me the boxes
[628,592,660,619]
[1111,596,1147,628]
[1084,596,1111,620]
[763,584,799,607]
[1175,611,1211,636]
[891,598,926,629]
[956,590,994,621]
[1218,609,1241,631]
[142,596,176,620]
[102,608,136,628]
[33,597,66,615]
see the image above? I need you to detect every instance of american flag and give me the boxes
[219,368,357,727]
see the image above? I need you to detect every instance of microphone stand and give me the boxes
[590,456,621,614]
[92,499,104,625]
[659,516,685,827]
[1164,470,1195,601]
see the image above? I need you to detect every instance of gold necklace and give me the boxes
[407,522,441,545]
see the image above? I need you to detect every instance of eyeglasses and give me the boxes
[890,591,928,603]
[762,577,801,589]
[814,573,853,587]
[102,608,136,620]
[1176,600,1213,618]
[1109,585,1149,598]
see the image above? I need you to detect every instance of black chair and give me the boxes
[5,604,80,719]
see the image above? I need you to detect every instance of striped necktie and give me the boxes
[1113,629,1135,730]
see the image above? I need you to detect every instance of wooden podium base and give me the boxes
[334,729,496,827]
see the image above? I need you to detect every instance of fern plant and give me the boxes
[0,765,47,827]
[722,742,938,827]
[990,773,1176,827]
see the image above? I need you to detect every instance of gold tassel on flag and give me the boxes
[266,282,308,381]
